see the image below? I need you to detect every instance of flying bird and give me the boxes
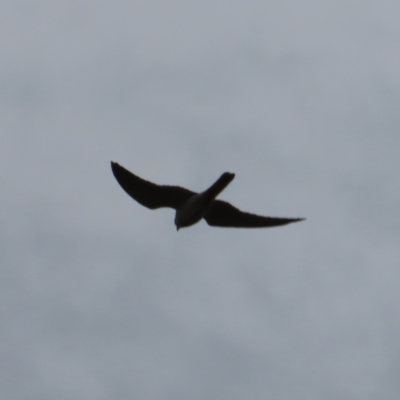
[111,162,305,230]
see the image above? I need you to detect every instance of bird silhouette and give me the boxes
[111,162,305,230]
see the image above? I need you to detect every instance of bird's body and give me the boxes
[111,162,305,230]
[174,172,235,229]
[174,192,212,229]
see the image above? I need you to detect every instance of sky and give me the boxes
[1,1,400,399]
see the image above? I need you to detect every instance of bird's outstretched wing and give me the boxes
[111,162,194,209]
[204,199,305,228]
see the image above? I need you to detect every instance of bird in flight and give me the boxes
[111,162,305,230]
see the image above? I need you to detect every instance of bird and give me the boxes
[111,162,305,230]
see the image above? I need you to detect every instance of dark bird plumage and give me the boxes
[111,162,305,230]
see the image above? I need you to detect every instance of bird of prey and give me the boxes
[111,162,305,230]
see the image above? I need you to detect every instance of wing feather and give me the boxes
[111,162,194,209]
[204,200,305,228]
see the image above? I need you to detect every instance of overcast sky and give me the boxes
[1,1,400,399]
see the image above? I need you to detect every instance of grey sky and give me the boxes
[1,1,400,399]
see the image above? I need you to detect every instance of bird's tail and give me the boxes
[204,172,235,199]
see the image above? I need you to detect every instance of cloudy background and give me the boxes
[1,1,400,399]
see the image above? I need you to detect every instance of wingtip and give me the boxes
[110,161,123,178]
[111,161,121,171]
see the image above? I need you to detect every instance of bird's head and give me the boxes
[174,218,181,231]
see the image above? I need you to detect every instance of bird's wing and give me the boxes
[111,162,194,209]
[204,199,305,228]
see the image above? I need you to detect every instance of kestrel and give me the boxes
[111,162,305,230]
